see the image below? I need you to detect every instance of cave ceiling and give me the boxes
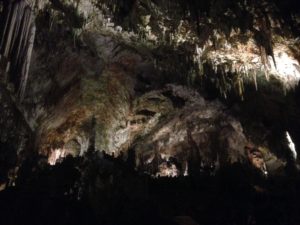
[0,0,300,174]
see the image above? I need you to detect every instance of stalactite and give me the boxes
[238,78,244,100]
[253,71,258,90]
[19,21,35,101]
[3,3,19,57]
[12,3,29,69]
[15,9,30,65]
[17,8,33,68]
[10,1,26,56]
[0,2,12,53]
[0,1,36,100]
[264,66,270,81]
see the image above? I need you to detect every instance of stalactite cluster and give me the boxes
[90,0,300,98]
[0,0,35,100]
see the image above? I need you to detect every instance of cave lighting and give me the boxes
[270,51,300,85]
[286,131,297,160]
[156,163,179,177]
[48,148,67,165]
[184,163,189,176]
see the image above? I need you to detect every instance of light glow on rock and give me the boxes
[270,51,300,86]
[184,163,188,176]
[48,148,67,165]
[156,162,178,177]
[195,36,300,91]
[286,131,297,160]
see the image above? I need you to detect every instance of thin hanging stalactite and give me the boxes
[3,1,19,58]
[15,8,30,67]
[15,7,32,68]
[19,20,35,100]
[10,1,26,60]
[0,2,12,54]
[0,0,35,100]
[17,8,35,97]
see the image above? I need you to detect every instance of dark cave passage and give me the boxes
[1,151,300,225]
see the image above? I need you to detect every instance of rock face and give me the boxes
[0,0,299,182]
[132,85,247,175]
[21,17,249,172]
[27,30,248,172]
[0,84,31,183]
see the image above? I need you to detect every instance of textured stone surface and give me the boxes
[0,0,298,180]
[132,85,247,174]
[0,84,32,183]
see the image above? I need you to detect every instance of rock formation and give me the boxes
[0,0,300,224]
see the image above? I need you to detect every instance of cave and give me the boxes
[1,0,300,225]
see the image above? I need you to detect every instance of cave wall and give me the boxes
[0,0,299,180]
[0,0,36,186]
